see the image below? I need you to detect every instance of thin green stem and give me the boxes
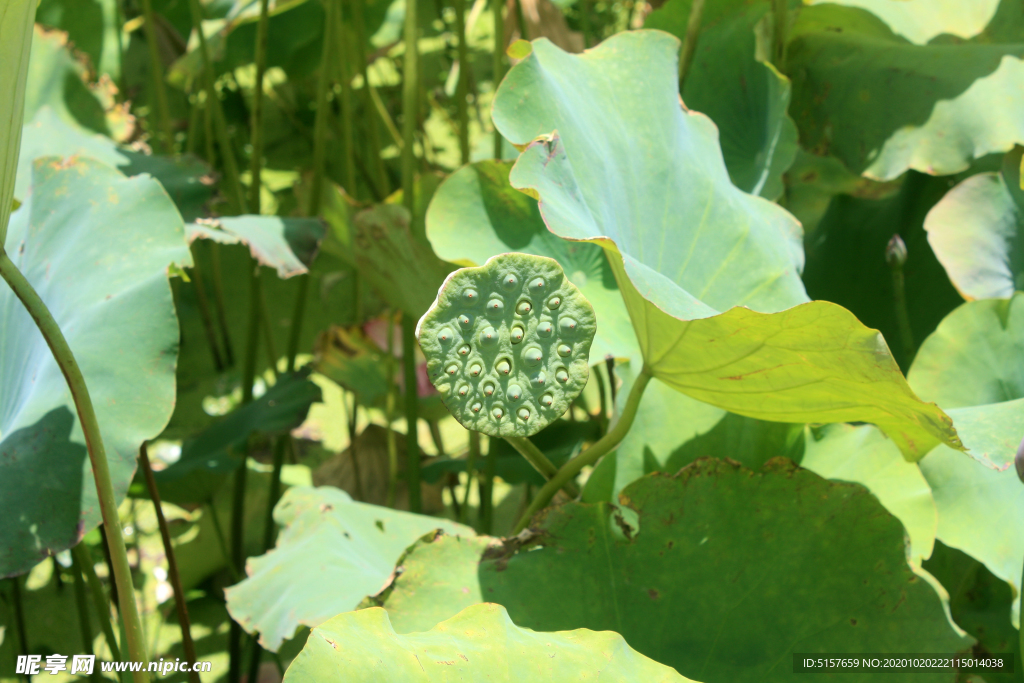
[461,431,480,524]
[513,0,529,41]
[401,0,420,207]
[263,436,289,550]
[492,0,505,159]
[346,391,365,501]
[258,281,279,377]
[480,438,496,533]
[504,435,580,497]
[248,0,271,214]
[454,0,470,166]
[0,251,147,680]
[512,366,652,534]
[677,0,705,93]
[188,245,224,372]
[352,0,390,196]
[72,544,122,660]
[139,445,201,683]
[594,363,608,435]
[139,0,174,153]
[402,315,422,513]
[309,0,336,217]
[333,2,357,195]
[9,577,28,682]
[605,357,617,406]
[285,276,309,372]
[228,457,247,683]
[386,312,399,508]
[890,265,915,365]
[208,243,235,366]
[70,552,103,683]
[773,0,788,72]
[206,503,240,581]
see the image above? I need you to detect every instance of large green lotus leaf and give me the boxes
[0,0,34,246]
[923,542,1022,683]
[188,215,325,279]
[425,160,639,361]
[152,371,322,506]
[35,0,123,80]
[494,32,960,459]
[224,486,471,652]
[644,0,798,200]
[285,604,694,683]
[924,148,1024,300]
[381,459,971,681]
[908,296,1024,623]
[805,0,1001,44]
[0,157,190,576]
[802,169,971,371]
[908,295,1024,408]
[801,423,937,566]
[788,4,1024,181]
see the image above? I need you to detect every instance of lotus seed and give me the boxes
[447,364,459,376]
[510,325,525,344]
[529,277,545,291]
[508,384,523,401]
[492,407,504,419]
[458,344,471,356]
[524,347,543,366]
[496,359,511,375]
[502,274,519,289]
[556,368,569,383]
[471,402,482,413]
[481,326,497,344]
[438,327,454,342]
[469,363,482,377]
[463,288,478,304]
[537,321,553,337]
[483,382,495,396]
[557,344,572,357]
[458,384,469,397]
[541,393,554,407]
[531,371,547,386]
[487,299,505,317]
[459,314,472,328]
[517,408,530,421]
[516,300,532,315]
[559,317,578,334]
[548,297,561,310]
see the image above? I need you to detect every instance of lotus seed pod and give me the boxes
[416,252,597,437]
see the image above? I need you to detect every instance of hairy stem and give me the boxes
[139,445,201,683]
[402,315,422,512]
[677,0,705,92]
[512,366,652,534]
[0,251,148,680]
[139,0,174,153]
[72,544,122,661]
[505,435,580,497]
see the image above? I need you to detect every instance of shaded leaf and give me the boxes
[285,603,693,682]
[493,32,960,459]
[925,147,1024,300]
[0,0,35,245]
[381,459,970,681]
[0,158,190,575]
[224,486,470,651]
[806,0,1001,44]
[188,215,325,278]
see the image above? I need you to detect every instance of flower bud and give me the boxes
[886,234,907,268]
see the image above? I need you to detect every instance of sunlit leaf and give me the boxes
[188,215,325,279]
[805,0,1001,44]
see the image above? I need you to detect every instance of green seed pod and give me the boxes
[416,253,597,437]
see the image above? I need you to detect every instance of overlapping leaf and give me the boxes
[285,604,694,683]
[379,460,970,682]
[908,295,1024,620]
[805,0,1001,44]
[925,148,1024,300]
[188,215,325,278]
[225,486,471,652]
[0,158,190,576]
[492,32,960,459]
[788,4,1024,180]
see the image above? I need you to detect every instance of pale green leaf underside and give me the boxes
[0,0,34,245]
[806,0,1000,44]
[417,253,596,437]
[924,149,1024,300]
[0,158,190,576]
[187,215,325,279]
[494,32,959,459]
[224,487,470,652]
[284,604,694,683]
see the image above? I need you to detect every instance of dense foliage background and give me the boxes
[1,0,1023,681]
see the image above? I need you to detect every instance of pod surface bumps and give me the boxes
[417,253,596,437]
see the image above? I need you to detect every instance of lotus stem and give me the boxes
[386,311,400,508]
[402,315,423,512]
[480,440,497,533]
[139,445,201,683]
[139,0,174,153]
[352,0,390,197]
[512,365,652,534]
[513,0,530,41]
[69,552,103,683]
[504,435,581,498]
[0,251,148,680]
[492,0,506,158]
[678,0,705,92]
[886,234,915,365]
[454,0,470,165]
[248,0,271,214]
[72,544,122,660]
[187,246,224,371]
[773,0,788,71]
[332,2,357,195]
[461,431,481,524]
[8,577,28,681]
[263,437,289,550]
